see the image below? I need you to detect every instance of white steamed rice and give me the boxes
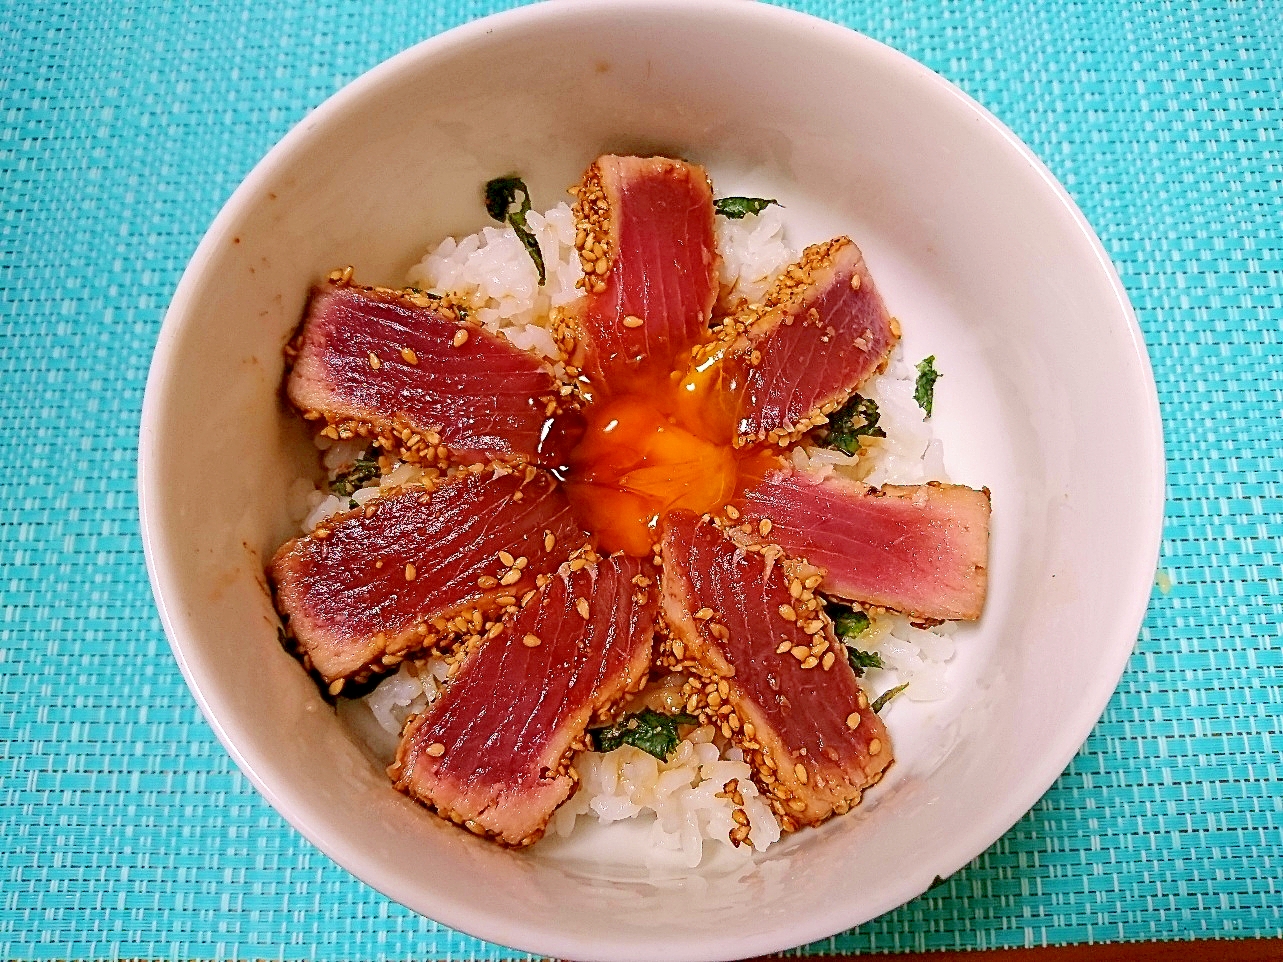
[300,201,960,865]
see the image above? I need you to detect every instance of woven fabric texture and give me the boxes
[1,0,1280,957]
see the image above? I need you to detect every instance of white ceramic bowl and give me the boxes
[139,2,1165,958]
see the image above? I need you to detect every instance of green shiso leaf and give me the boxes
[824,393,885,454]
[483,174,546,285]
[330,447,381,497]
[588,708,698,761]
[829,605,871,640]
[871,682,909,713]
[714,196,781,219]
[914,355,940,417]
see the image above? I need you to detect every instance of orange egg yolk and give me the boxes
[563,370,776,557]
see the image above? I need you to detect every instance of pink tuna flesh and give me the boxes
[570,155,719,393]
[660,509,891,830]
[391,553,657,845]
[735,465,990,621]
[287,283,573,468]
[690,237,897,449]
[269,466,588,683]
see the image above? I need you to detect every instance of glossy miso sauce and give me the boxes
[563,354,777,557]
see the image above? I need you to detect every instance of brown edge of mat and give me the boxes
[739,936,1283,962]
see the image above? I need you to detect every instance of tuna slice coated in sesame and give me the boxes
[287,283,574,468]
[269,466,588,684]
[659,510,892,830]
[694,237,898,449]
[734,464,991,621]
[390,553,658,846]
[567,155,719,393]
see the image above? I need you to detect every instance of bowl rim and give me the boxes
[138,0,1166,958]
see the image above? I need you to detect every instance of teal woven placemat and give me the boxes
[2,0,1280,956]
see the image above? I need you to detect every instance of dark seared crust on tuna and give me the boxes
[268,465,588,685]
[659,510,891,831]
[288,282,571,468]
[390,552,657,846]
[697,237,897,449]
[734,465,991,621]
[565,155,719,392]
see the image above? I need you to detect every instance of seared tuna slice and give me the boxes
[660,510,891,831]
[288,283,570,468]
[567,155,718,391]
[734,465,990,621]
[391,553,657,846]
[269,466,588,684]
[694,238,897,448]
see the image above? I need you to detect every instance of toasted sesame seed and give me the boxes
[794,763,808,784]
[522,634,541,648]
[695,607,714,621]
[404,563,416,581]
[724,504,741,520]
[498,550,515,567]
[327,678,345,696]
[368,352,381,370]
[788,799,807,812]
[478,575,498,589]
[732,808,749,826]
[850,272,862,291]
[622,314,644,328]
[804,574,823,590]
[858,692,869,710]
[869,738,882,756]
[514,555,528,569]
[544,531,556,551]
[452,328,469,347]
[758,518,773,536]
[400,346,418,365]
[778,604,797,622]
[846,712,862,729]
[426,742,446,757]
[576,598,590,619]
[499,568,522,586]
[822,651,836,670]
[776,641,792,654]
[790,645,809,661]
[789,580,803,599]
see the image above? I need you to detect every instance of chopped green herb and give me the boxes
[714,196,780,219]
[828,604,870,640]
[914,355,940,417]
[824,393,885,454]
[846,646,883,676]
[330,447,381,497]
[871,682,909,713]
[483,174,546,285]
[588,708,698,761]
